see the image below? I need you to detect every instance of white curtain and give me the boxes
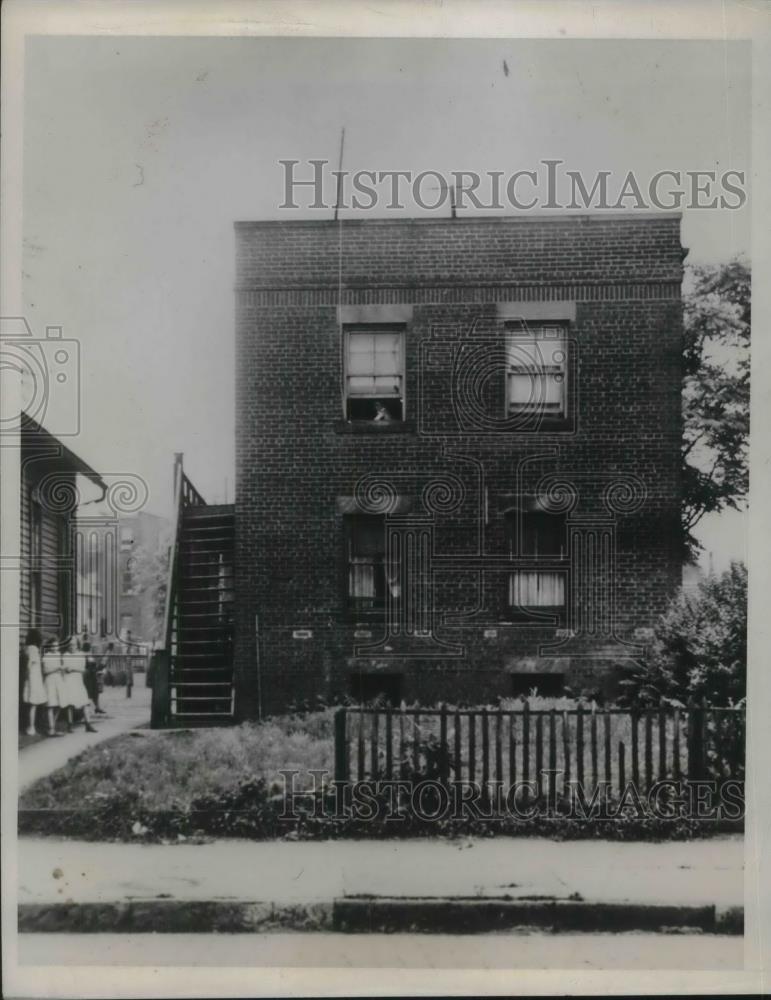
[510,571,565,607]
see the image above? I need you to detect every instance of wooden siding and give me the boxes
[19,462,75,640]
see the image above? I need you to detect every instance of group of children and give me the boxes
[22,629,106,737]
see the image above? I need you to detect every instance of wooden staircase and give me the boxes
[172,503,235,722]
[152,456,235,727]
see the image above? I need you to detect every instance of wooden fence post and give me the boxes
[535,714,543,799]
[357,709,365,781]
[399,702,406,780]
[590,702,598,790]
[509,714,516,787]
[439,703,449,786]
[385,707,393,780]
[371,710,380,781]
[618,741,626,796]
[495,711,503,789]
[658,697,667,781]
[454,708,462,781]
[469,711,476,784]
[334,707,348,784]
[562,710,571,795]
[604,710,612,788]
[413,711,421,776]
[548,708,557,811]
[522,701,530,800]
[701,696,709,780]
[645,710,653,790]
[687,697,704,781]
[481,707,490,803]
[631,711,639,790]
[576,703,584,787]
[149,650,170,729]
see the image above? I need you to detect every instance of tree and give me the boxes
[682,259,750,560]
[130,531,172,643]
[618,562,747,708]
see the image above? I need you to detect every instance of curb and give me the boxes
[19,898,744,935]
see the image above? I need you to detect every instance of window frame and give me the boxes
[506,507,568,615]
[343,513,405,616]
[343,324,406,424]
[505,322,570,424]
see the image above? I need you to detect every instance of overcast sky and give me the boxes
[23,36,750,564]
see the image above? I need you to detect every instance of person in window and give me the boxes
[373,400,392,422]
[22,628,46,736]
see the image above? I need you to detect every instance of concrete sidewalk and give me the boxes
[19,686,151,792]
[18,834,743,934]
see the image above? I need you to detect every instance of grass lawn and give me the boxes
[18,702,741,842]
[19,711,335,814]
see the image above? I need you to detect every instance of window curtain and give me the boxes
[510,571,565,607]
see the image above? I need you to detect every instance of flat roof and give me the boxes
[235,211,682,227]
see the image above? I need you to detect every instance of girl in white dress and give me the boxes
[42,638,66,736]
[22,628,46,735]
[60,637,97,733]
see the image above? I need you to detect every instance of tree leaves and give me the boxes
[682,259,750,559]
[618,563,747,708]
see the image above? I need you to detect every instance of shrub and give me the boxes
[618,562,747,709]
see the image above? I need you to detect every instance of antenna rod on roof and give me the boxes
[334,127,346,222]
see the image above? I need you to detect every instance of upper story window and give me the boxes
[506,323,568,421]
[344,326,404,422]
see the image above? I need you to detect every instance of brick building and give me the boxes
[232,214,685,716]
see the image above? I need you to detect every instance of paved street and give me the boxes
[18,685,151,791]
[17,931,744,969]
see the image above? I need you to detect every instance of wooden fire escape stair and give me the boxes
[151,456,235,727]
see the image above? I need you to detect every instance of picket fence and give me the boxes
[333,701,745,797]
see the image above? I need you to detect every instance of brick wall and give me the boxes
[234,215,684,716]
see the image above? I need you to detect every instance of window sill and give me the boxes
[505,606,566,624]
[334,420,416,435]
[507,415,573,433]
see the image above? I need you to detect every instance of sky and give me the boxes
[22,36,750,566]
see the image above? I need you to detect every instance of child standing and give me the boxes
[22,628,46,736]
[42,639,65,737]
[61,637,97,733]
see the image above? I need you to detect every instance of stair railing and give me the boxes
[150,453,206,727]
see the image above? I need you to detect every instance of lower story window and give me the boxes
[511,673,565,698]
[509,571,565,607]
[347,514,402,610]
[349,672,403,706]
